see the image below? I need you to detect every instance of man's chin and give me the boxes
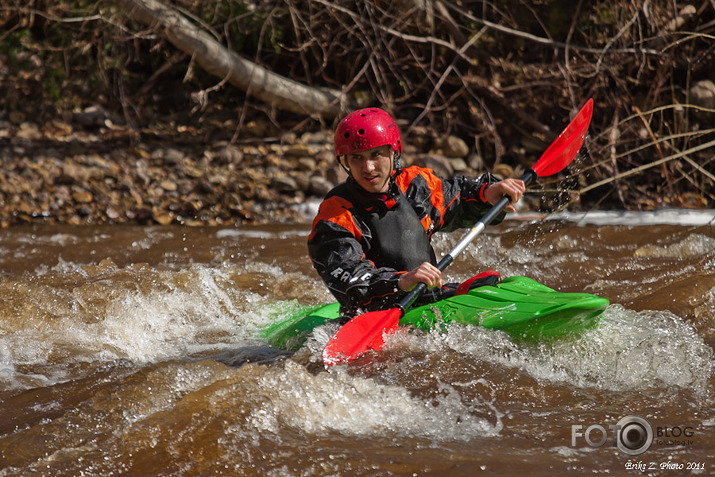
[359,181,380,193]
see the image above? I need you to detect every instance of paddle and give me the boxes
[322,98,594,366]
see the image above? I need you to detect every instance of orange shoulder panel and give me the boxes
[396,166,446,225]
[309,195,362,241]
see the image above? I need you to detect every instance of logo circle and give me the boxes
[616,416,653,455]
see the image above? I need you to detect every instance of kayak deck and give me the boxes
[261,276,609,351]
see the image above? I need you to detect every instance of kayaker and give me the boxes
[308,107,525,319]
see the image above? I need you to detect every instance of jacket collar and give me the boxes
[346,176,401,211]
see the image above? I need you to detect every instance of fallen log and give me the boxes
[114,0,348,118]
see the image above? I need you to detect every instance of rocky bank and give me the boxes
[1,106,505,228]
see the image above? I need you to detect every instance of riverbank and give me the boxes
[1,111,334,227]
[1,107,527,228]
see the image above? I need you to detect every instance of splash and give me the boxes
[634,234,715,259]
[395,305,713,394]
[233,360,502,441]
[0,259,322,390]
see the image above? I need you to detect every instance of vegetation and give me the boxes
[1,0,713,218]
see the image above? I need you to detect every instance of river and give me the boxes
[0,209,713,476]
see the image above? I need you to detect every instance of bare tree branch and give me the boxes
[114,0,348,118]
[580,139,715,194]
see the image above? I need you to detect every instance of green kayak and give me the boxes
[261,276,609,351]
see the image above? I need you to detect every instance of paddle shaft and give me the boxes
[395,168,538,313]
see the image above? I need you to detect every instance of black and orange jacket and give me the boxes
[307,165,501,316]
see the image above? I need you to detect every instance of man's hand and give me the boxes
[398,262,443,291]
[484,178,526,213]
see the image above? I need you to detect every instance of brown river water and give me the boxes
[0,209,713,476]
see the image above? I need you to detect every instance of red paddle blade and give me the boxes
[322,308,402,366]
[532,99,593,177]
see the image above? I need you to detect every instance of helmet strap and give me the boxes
[392,150,402,175]
[337,156,351,175]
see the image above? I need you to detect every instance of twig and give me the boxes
[443,2,662,56]
[632,105,674,198]
[682,156,715,184]
[594,4,640,75]
[0,6,103,23]
[410,26,488,129]
[563,0,584,106]
[607,111,627,206]
[580,139,715,194]
[312,0,473,63]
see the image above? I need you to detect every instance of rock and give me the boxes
[309,175,333,196]
[208,174,226,186]
[316,149,335,167]
[450,158,469,172]
[244,119,271,137]
[8,111,25,125]
[182,199,203,215]
[666,5,696,32]
[281,131,298,143]
[72,189,94,203]
[295,172,311,192]
[54,185,71,203]
[152,211,175,225]
[163,148,184,165]
[301,131,331,144]
[674,192,708,209]
[297,157,317,171]
[182,164,205,178]
[127,207,152,223]
[72,105,109,128]
[411,153,454,178]
[691,80,715,109]
[690,80,715,126]
[215,145,243,164]
[16,122,42,140]
[159,180,178,192]
[285,143,315,157]
[326,165,347,185]
[407,126,432,149]
[493,164,514,179]
[17,201,34,215]
[106,206,121,220]
[77,205,93,217]
[47,119,73,136]
[81,154,109,168]
[467,153,485,171]
[264,153,285,168]
[60,162,90,183]
[436,135,469,158]
[273,174,298,192]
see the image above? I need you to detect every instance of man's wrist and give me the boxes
[397,273,411,292]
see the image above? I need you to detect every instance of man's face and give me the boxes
[345,145,393,193]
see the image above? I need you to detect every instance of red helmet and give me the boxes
[334,108,402,157]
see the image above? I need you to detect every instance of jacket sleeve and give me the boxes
[307,199,405,315]
[400,168,504,235]
[440,172,506,232]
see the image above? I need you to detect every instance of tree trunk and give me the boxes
[114,0,348,118]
